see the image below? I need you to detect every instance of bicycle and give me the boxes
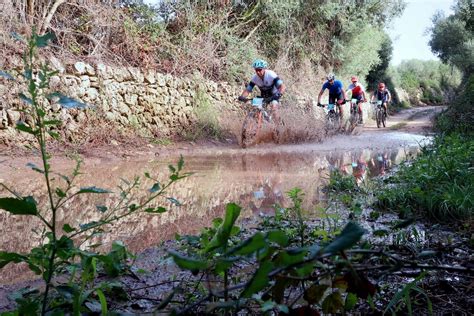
[239,97,280,148]
[349,98,362,128]
[372,100,387,128]
[318,102,341,131]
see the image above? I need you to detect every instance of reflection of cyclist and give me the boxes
[346,76,367,124]
[371,82,391,115]
[317,73,347,117]
[369,153,391,176]
[238,59,286,121]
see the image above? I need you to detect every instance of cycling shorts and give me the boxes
[329,92,344,105]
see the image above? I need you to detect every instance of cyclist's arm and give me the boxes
[317,88,325,103]
[386,90,392,103]
[277,82,286,95]
[240,81,255,98]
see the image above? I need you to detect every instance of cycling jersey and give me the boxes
[347,82,365,97]
[246,70,283,99]
[322,80,344,97]
[374,89,391,102]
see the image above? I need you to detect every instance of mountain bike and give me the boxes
[319,102,341,131]
[372,100,386,128]
[349,98,361,129]
[239,97,280,148]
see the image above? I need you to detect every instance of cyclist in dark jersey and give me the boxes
[371,82,391,114]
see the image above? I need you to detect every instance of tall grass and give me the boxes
[377,135,473,222]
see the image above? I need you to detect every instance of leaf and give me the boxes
[345,292,358,311]
[205,203,241,253]
[149,182,161,193]
[95,289,108,316]
[240,261,273,298]
[226,232,266,256]
[167,197,181,206]
[44,120,62,126]
[304,284,329,304]
[144,207,167,214]
[322,291,344,314]
[267,230,289,246]
[177,155,184,171]
[0,196,38,215]
[19,93,33,105]
[96,205,108,213]
[62,224,75,233]
[169,250,207,273]
[47,92,87,109]
[26,163,44,174]
[0,251,28,269]
[79,221,102,231]
[16,122,36,135]
[35,32,55,48]
[323,222,365,254]
[0,70,14,80]
[55,188,66,198]
[77,186,111,194]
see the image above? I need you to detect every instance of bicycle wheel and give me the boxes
[376,109,382,128]
[327,111,337,130]
[241,111,261,148]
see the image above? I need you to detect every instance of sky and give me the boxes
[389,0,455,65]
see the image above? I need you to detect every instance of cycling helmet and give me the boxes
[252,59,268,69]
[351,76,358,82]
[378,82,386,89]
[326,73,335,81]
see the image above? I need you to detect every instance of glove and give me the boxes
[238,95,247,102]
[340,99,347,105]
[317,102,324,107]
[272,92,282,101]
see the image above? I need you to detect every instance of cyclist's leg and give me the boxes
[334,93,344,117]
[383,101,388,115]
[357,96,363,123]
[270,100,280,123]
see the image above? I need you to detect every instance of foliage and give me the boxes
[428,0,474,76]
[0,31,188,315]
[389,59,462,104]
[377,134,474,222]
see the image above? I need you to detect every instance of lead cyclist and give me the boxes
[238,59,286,123]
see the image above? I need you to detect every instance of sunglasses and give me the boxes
[255,68,264,72]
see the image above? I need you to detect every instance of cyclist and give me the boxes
[317,73,347,118]
[371,82,391,115]
[346,76,367,124]
[238,59,286,121]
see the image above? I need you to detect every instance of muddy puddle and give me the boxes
[0,131,428,284]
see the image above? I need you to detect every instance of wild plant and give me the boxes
[0,31,189,315]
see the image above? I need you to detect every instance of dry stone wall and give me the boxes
[0,60,241,143]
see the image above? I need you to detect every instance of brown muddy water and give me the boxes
[0,131,429,284]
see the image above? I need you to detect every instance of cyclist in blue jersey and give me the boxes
[238,59,286,120]
[317,73,348,117]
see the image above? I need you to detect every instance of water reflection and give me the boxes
[0,146,419,284]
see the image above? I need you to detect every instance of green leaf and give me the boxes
[304,284,329,304]
[144,207,167,214]
[0,196,38,215]
[322,291,344,314]
[267,230,289,246]
[226,232,266,256]
[274,248,307,267]
[0,251,28,269]
[168,164,176,173]
[55,188,66,198]
[215,257,237,274]
[205,203,242,253]
[79,221,102,231]
[19,93,33,105]
[48,131,60,140]
[0,70,14,80]
[241,261,273,298]
[47,92,87,109]
[77,186,111,194]
[177,155,184,171]
[16,122,36,135]
[44,120,62,126]
[345,292,358,311]
[96,205,108,213]
[35,32,55,48]
[26,163,44,174]
[323,222,365,254]
[95,289,108,316]
[169,250,207,273]
[62,224,75,233]
[149,182,161,193]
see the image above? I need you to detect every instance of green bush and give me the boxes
[377,134,474,222]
